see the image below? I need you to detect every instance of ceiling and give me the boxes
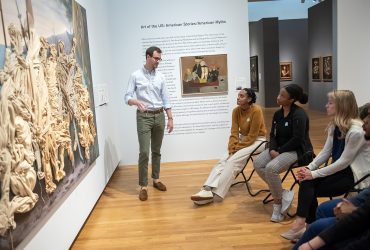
[248,0,279,2]
[248,0,318,21]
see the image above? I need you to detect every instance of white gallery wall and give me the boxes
[336,0,370,105]
[108,0,251,165]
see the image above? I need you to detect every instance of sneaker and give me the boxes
[271,204,285,222]
[280,227,306,240]
[193,199,214,206]
[281,189,294,215]
[191,189,213,201]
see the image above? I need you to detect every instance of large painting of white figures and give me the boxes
[0,0,98,249]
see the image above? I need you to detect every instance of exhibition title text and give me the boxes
[141,20,226,29]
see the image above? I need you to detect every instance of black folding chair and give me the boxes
[231,140,269,196]
[344,173,370,197]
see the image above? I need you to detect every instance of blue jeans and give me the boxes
[293,199,342,250]
[293,217,337,250]
[316,198,342,218]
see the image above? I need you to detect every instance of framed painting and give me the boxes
[312,57,321,81]
[323,56,333,82]
[250,56,259,92]
[0,0,99,249]
[180,54,228,96]
[280,62,292,81]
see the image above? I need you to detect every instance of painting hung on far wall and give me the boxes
[250,56,259,92]
[312,57,321,81]
[280,62,292,81]
[323,56,333,82]
[180,54,228,96]
[0,0,99,249]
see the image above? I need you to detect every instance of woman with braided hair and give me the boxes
[191,88,267,205]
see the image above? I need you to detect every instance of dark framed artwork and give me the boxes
[323,56,333,82]
[250,56,259,92]
[180,54,228,96]
[280,62,292,81]
[312,57,321,81]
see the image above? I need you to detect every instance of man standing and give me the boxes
[125,46,173,201]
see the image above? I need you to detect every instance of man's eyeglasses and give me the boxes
[152,56,162,61]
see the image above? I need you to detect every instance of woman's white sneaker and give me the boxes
[271,204,285,222]
[191,189,213,201]
[281,189,294,215]
[193,199,214,205]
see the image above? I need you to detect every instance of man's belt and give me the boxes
[139,108,164,114]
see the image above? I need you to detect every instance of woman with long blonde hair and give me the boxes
[281,90,370,241]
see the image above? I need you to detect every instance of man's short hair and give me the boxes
[146,46,162,57]
[359,103,370,120]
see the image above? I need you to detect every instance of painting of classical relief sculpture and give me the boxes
[323,56,333,82]
[280,62,292,81]
[0,0,98,249]
[250,56,259,92]
[312,57,321,81]
[180,54,228,96]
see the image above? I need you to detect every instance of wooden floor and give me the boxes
[71,108,330,250]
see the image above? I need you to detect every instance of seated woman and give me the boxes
[281,90,370,241]
[292,102,370,249]
[191,88,267,205]
[253,84,313,222]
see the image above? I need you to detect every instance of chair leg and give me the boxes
[232,169,269,196]
[231,170,250,187]
[247,181,270,197]
[262,192,272,204]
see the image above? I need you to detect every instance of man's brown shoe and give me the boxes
[139,188,148,201]
[153,181,167,191]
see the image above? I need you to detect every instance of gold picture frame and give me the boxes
[312,57,321,81]
[180,54,228,96]
[323,56,333,82]
[250,56,259,92]
[280,62,292,81]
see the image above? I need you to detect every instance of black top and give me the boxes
[332,126,345,162]
[269,103,313,162]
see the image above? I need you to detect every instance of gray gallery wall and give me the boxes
[308,0,334,112]
[263,18,280,107]
[279,19,308,92]
[250,18,309,108]
[249,1,334,111]
[249,18,280,108]
[249,20,264,106]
